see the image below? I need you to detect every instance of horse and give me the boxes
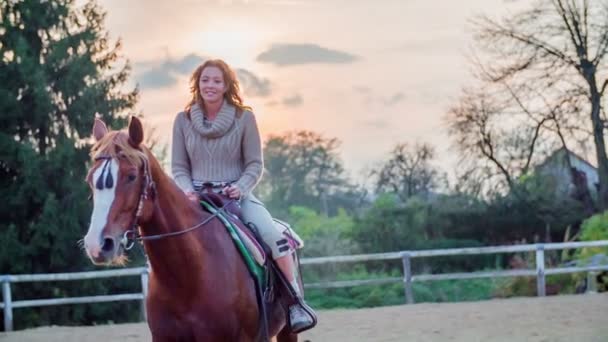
[82,116,297,342]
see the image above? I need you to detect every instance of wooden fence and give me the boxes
[2,240,608,331]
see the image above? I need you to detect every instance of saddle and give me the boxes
[201,191,243,218]
[197,190,303,267]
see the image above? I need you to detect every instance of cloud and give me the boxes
[135,54,206,89]
[135,54,274,97]
[168,53,206,74]
[282,94,303,107]
[359,119,390,130]
[393,32,461,53]
[383,92,405,106]
[354,87,405,107]
[353,86,371,94]
[236,68,272,97]
[257,43,358,66]
[137,68,178,89]
[264,93,303,108]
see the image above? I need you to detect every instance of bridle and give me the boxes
[93,154,233,250]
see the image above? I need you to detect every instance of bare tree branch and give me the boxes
[460,0,608,208]
[374,143,441,201]
[473,14,580,71]
[601,78,608,95]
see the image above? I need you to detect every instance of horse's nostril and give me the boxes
[101,237,115,252]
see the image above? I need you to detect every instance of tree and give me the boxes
[288,206,358,258]
[350,193,495,273]
[350,194,427,253]
[373,142,444,202]
[447,86,592,242]
[0,0,138,329]
[447,87,558,195]
[469,0,608,209]
[257,131,361,217]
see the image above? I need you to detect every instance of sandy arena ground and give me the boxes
[1,294,606,342]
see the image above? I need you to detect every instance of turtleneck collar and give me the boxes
[190,100,236,138]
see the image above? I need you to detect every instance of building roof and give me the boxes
[536,147,597,171]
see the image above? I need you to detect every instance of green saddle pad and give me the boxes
[199,201,266,285]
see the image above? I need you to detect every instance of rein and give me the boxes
[129,199,234,243]
[93,155,235,250]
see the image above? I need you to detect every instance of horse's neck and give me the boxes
[139,167,211,286]
[138,158,254,309]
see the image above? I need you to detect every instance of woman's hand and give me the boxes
[223,185,241,199]
[185,191,199,202]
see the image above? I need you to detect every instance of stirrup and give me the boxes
[288,301,317,334]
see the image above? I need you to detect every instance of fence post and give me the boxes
[401,252,414,304]
[2,279,13,332]
[140,270,149,322]
[535,244,546,297]
[586,271,598,294]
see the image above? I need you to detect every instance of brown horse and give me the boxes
[82,116,297,342]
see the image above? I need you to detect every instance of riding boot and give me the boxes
[287,279,317,333]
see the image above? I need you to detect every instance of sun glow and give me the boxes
[189,23,267,69]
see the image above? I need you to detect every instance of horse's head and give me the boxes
[83,116,155,265]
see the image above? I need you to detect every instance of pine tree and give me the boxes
[0,0,140,329]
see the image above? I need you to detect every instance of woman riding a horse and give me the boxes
[81,59,316,341]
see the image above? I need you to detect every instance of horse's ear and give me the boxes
[128,116,144,148]
[93,118,108,141]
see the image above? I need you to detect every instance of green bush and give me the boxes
[289,206,358,258]
[304,268,498,309]
[571,211,608,292]
[493,274,578,298]
[412,278,496,303]
[577,210,608,259]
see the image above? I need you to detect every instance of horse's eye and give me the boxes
[127,174,137,182]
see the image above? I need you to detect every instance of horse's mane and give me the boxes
[90,131,148,168]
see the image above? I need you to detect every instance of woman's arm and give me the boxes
[171,112,195,193]
[234,111,264,196]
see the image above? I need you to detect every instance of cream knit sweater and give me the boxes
[171,101,263,196]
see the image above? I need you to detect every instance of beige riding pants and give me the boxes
[240,194,291,259]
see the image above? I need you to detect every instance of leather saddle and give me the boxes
[195,187,304,266]
[199,191,243,219]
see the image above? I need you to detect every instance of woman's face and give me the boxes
[199,66,227,104]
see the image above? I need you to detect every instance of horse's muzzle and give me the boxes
[86,235,124,265]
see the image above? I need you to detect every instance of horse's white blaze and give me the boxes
[84,159,118,258]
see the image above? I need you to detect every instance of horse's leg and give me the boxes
[276,326,297,342]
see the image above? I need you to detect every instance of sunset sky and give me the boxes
[98,0,524,182]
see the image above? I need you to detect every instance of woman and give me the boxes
[171,59,315,333]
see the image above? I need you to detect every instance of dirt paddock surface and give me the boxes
[1,294,607,342]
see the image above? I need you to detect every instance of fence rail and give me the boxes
[2,240,608,332]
